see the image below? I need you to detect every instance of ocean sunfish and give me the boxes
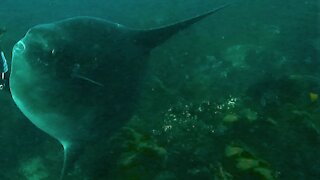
[9,4,230,179]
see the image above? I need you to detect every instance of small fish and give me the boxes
[0,51,8,73]
[0,51,9,91]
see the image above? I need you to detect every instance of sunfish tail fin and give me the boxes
[134,3,231,49]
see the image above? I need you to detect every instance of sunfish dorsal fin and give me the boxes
[134,3,231,49]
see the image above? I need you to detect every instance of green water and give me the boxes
[0,0,319,179]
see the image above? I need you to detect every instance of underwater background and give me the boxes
[0,0,319,179]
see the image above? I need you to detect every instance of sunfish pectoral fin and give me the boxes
[71,73,105,87]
